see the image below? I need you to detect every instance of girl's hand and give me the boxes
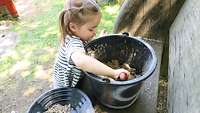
[114,69,130,81]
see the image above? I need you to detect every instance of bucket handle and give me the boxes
[122,32,129,37]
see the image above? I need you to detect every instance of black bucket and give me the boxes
[27,88,94,113]
[82,33,157,109]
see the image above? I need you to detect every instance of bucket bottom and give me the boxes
[99,91,140,109]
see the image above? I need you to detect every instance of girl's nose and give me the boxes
[93,30,97,36]
[93,32,96,36]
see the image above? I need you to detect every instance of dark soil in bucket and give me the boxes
[44,104,71,113]
[106,59,136,75]
[87,51,138,81]
[94,105,106,113]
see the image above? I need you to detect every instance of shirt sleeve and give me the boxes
[69,38,85,53]
[66,38,86,64]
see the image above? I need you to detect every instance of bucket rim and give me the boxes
[26,87,93,113]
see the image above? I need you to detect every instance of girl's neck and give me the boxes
[67,35,90,45]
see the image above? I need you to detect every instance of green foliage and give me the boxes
[96,0,123,6]
[98,5,119,34]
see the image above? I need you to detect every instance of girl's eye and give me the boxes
[89,29,93,32]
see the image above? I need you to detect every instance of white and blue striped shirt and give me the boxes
[53,35,85,88]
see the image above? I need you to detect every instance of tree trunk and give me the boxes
[114,0,185,41]
[169,0,200,113]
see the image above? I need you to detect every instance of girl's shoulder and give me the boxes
[64,35,84,46]
[65,35,81,41]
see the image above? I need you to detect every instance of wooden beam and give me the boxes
[168,0,200,113]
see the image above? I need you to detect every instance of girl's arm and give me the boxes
[71,51,130,80]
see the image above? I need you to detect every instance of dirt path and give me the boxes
[0,0,52,113]
[0,32,18,56]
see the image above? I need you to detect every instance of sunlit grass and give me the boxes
[10,60,31,75]
[23,87,36,97]
[0,1,120,82]
[0,55,16,74]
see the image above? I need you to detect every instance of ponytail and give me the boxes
[59,10,66,45]
[59,10,72,46]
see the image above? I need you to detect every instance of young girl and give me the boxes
[53,0,130,88]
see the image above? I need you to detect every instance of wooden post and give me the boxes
[113,0,185,113]
[169,0,200,113]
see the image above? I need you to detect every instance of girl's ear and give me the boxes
[69,22,78,33]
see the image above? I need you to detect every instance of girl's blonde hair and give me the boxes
[59,0,101,45]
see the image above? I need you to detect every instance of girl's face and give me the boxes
[71,14,101,41]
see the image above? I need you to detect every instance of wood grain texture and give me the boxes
[168,0,200,113]
[114,0,184,41]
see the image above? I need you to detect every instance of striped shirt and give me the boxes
[52,35,85,88]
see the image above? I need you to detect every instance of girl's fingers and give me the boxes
[119,72,129,80]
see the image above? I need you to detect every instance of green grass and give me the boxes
[14,1,63,47]
[0,1,120,80]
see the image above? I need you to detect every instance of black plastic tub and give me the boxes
[27,88,94,113]
[82,33,157,109]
